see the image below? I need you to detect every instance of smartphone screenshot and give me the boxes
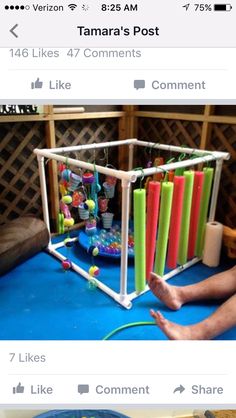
[0,1,236,417]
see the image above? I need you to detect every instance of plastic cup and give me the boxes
[106,175,117,186]
[68,173,81,191]
[78,204,89,220]
[85,224,97,236]
[102,212,114,229]
[103,182,115,198]
[98,196,109,212]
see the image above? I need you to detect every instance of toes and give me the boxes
[148,273,157,287]
[150,309,159,321]
[150,310,166,326]
[150,308,156,318]
[156,311,166,326]
[149,272,162,288]
[150,272,162,282]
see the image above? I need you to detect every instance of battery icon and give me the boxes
[214,4,232,10]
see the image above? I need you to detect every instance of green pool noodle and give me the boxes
[195,167,214,257]
[175,167,185,176]
[178,170,194,265]
[134,188,146,292]
[154,182,174,277]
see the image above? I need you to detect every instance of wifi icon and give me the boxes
[68,3,77,10]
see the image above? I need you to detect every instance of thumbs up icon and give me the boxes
[31,78,43,89]
[13,382,25,394]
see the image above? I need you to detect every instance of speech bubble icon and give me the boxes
[134,79,145,90]
[78,384,89,394]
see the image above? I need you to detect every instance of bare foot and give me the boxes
[150,310,197,340]
[148,272,183,310]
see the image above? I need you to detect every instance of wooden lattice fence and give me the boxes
[55,118,119,166]
[137,117,202,169]
[0,122,46,224]
[209,123,236,227]
[138,117,202,148]
[0,118,120,225]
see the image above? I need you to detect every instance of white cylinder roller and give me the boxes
[202,221,223,267]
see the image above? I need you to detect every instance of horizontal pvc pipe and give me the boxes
[161,256,201,280]
[35,139,138,154]
[34,149,137,182]
[129,284,150,301]
[135,140,230,161]
[128,257,201,301]
[48,247,132,309]
[129,154,222,179]
[50,238,77,250]
[35,138,229,160]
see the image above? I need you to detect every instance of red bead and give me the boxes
[62,259,72,270]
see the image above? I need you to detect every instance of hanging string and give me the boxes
[99,148,109,165]
[145,143,154,167]
[178,152,186,162]
[155,165,168,183]
[163,171,169,182]
[202,152,217,167]
[134,167,145,189]
[166,157,175,164]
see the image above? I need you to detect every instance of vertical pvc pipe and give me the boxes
[195,167,214,257]
[208,159,223,222]
[178,171,194,265]
[146,181,161,281]
[134,188,146,292]
[167,176,185,269]
[37,155,51,241]
[188,171,204,259]
[154,182,174,277]
[120,179,131,299]
[128,144,134,217]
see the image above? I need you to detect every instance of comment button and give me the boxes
[78,384,90,394]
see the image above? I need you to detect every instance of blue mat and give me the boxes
[0,240,235,340]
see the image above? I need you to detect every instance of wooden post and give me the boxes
[118,107,128,171]
[118,105,138,170]
[198,105,215,171]
[118,106,139,214]
[200,105,215,150]
[45,106,59,231]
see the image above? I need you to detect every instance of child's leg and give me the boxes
[149,266,236,310]
[150,293,236,340]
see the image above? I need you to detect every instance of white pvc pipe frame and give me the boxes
[34,139,230,309]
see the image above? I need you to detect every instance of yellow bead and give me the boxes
[84,199,96,211]
[62,195,72,205]
[64,218,74,227]
[89,265,100,277]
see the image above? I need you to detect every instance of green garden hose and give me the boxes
[103,321,155,340]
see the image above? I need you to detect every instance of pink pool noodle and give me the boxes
[167,176,185,269]
[60,201,71,219]
[146,181,161,281]
[188,171,204,259]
